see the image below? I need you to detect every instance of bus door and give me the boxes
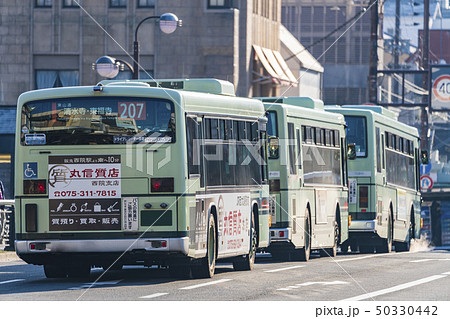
[186,116,207,255]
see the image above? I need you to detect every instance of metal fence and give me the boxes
[0,200,15,251]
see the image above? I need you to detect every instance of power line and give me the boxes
[285,1,374,62]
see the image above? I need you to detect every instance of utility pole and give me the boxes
[393,0,400,103]
[368,0,379,104]
[421,0,430,151]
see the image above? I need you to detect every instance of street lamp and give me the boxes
[92,13,181,79]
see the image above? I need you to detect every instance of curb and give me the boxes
[0,252,20,262]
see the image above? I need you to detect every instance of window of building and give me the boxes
[35,70,79,89]
[137,0,155,8]
[207,0,232,9]
[63,0,80,7]
[36,0,52,7]
[282,5,298,35]
[110,0,126,8]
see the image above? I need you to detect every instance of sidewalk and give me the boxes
[0,244,20,262]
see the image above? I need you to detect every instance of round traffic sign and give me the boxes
[432,75,450,101]
[420,175,433,190]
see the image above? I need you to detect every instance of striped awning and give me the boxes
[253,45,298,87]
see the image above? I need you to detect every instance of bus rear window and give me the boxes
[21,97,175,145]
[344,116,367,157]
[266,111,278,137]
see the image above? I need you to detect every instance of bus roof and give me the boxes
[261,98,345,125]
[326,104,397,120]
[325,105,419,137]
[17,79,265,118]
[256,96,324,110]
[98,78,236,96]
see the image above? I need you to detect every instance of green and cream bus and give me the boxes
[326,105,421,253]
[258,97,349,260]
[15,78,270,278]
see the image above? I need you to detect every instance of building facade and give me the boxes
[0,0,312,197]
[281,0,383,105]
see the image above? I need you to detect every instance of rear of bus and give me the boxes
[15,83,188,276]
[327,107,381,250]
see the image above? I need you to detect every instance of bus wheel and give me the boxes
[321,220,339,257]
[67,263,91,278]
[298,213,311,261]
[192,213,216,278]
[233,212,257,271]
[340,242,349,253]
[377,214,393,253]
[44,264,67,279]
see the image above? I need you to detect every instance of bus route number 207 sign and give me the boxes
[48,155,122,231]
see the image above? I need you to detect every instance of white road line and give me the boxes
[332,251,412,263]
[410,259,435,263]
[278,281,349,291]
[0,279,25,285]
[140,292,169,299]
[264,265,305,273]
[441,271,450,275]
[341,275,447,301]
[68,280,122,290]
[410,258,450,263]
[179,279,232,290]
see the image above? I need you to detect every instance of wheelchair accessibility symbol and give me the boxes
[24,162,38,179]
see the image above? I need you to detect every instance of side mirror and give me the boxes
[421,150,429,164]
[268,136,279,159]
[347,143,356,160]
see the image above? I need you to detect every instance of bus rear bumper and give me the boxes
[269,228,292,242]
[15,237,189,256]
[349,220,376,232]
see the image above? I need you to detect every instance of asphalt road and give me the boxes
[1,247,450,302]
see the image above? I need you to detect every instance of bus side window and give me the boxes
[296,128,302,170]
[186,116,200,176]
[381,133,385,170]
[341,137,348,187]
[288,122,297,175]
[376,127,381,173]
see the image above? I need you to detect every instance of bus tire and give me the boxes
[377,211,393,253]
[192,213,216,278]
[298,212,311,262]
[44,264,67,279]
[233,211,257,271]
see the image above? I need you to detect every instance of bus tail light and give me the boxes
[25,204,37,232]
[348,215,352,226]
[151,178,174,192]
[359,186,369,209]
[421,218,423,229]
[23,180,46,194]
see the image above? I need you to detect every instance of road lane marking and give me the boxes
[264,265,305,273]
[68,280,122,290]
[278,281,349,291]
[180,279,232,290]
[410,258,450,263]
[332,251,412,263]
[341,275,446,301]
[441,271,450,275]
[140,292,169,299]
[0,279,25,285]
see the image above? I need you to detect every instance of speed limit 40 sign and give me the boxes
[432,75,450,101]
[431,66,450,111]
